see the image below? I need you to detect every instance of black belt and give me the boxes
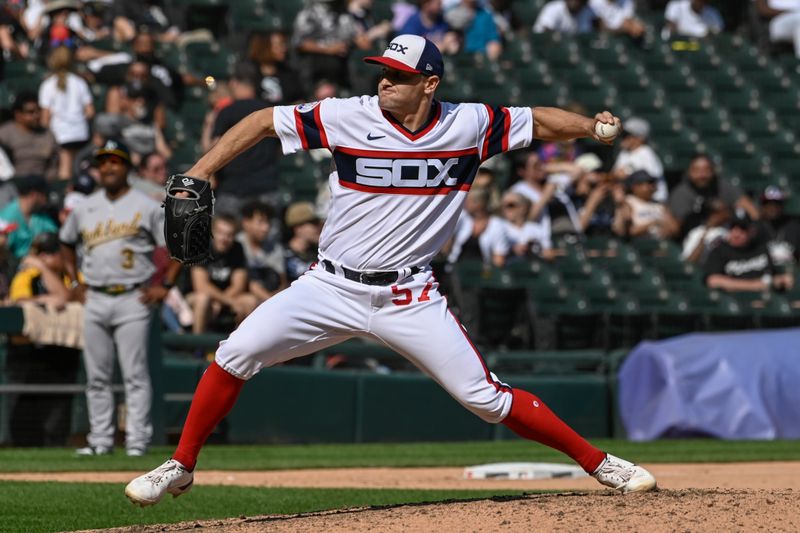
[88,282,145,295]
[320,260,422,286]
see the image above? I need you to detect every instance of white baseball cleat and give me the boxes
[124,459,194,507]
[75,445,112,456]
[592,453,657,494]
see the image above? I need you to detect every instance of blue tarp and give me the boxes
[619,328,800,441]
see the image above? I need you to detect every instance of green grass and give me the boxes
[0,439,798,472]
[0,482,528,533]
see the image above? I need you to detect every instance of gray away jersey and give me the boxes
[60,188,165,286]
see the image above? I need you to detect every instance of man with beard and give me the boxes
[668,154,759,238]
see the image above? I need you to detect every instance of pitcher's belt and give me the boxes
[320,260,422,286]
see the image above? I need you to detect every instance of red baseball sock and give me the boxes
[502,388,606,473]
[172,362,245,471]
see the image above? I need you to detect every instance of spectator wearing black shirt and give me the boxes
[283,202,322,282]
[247,31,304,105]
[210,63,281,216]
[94,31,183,109]
[188,214,257,333]
[758,186,800,269]
[704,213,793,293]
[668,154,759,238]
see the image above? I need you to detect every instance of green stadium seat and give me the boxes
[314,338,414,372]
[526,290,597,350]
[665,84,713,114]
[613,268,666,296]
[569,85,618,111]
[649,293,699,339]
[609,66,651,92]
[629,238,682,261]
[515,0,547,27]
[503,37,535,66]
[484,350,606,376]
[766,87,800,114]
[184,41,235,79]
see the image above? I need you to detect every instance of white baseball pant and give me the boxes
[215,264,514,423]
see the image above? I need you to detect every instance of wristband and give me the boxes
[761,274,772,288]
[161,279,175,290]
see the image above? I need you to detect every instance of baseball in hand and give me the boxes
[595,121,621,141]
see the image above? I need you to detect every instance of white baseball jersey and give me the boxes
[273,96,533,271]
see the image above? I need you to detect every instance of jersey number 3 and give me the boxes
[121,248,135,269]
[391,282,433,306]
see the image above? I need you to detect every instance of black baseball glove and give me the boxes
[163,174,214,265]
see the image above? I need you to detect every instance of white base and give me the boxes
[463,462,588,480]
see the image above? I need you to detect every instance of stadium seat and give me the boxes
[314,338,414,372]
[484,350,606,376]
[526,290,598,350]
[184,41,235,80]
[649,294,699,339]
[515,0,547,27]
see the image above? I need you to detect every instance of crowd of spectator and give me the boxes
[0,0,798,340]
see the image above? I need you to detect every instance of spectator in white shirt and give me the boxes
[616,171,680,240]
[447,187,509,266]
[533,0,593,34]
[663,0,723,39]
[588,0,646,38]
[755,0,800,57]
[500,191,555,260]
[38,46,94,180]
[681,197,731,263]
[612,117,667,202]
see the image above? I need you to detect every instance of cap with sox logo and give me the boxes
[364,34,444,78]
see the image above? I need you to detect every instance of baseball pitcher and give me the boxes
[126,35,656,504]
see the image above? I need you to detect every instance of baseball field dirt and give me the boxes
[6,462,798,532]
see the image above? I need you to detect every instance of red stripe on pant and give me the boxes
[502,388,606,473]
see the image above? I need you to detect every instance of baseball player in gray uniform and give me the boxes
[60,140,181,456]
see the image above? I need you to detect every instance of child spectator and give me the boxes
[446,186,508,266]
[238,201,287,303]
[616,171,680,240]
[500,191,554,261]
[283,202,322,283]
[611,117,667,202]
[38,46,94,181]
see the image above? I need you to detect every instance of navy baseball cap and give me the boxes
[364,34,444,78]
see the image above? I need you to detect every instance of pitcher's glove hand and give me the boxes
[163,174,214,265]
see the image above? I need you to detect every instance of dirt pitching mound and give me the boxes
[98,489,798,533]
